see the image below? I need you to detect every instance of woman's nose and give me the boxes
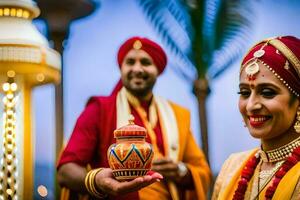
[246,95,262,112]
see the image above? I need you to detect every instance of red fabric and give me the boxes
[117,36,167,74]
[242,36,300,95]
[110,79,123,96]
[58,94,138,199]
[57,94,165,200]
[57,95,116,169]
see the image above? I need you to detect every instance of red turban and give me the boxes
[117,36,167,74]
[241,36,300,97]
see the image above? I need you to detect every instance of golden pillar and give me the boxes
[0,0,61,199]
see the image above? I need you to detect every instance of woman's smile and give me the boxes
[248,115,272,127]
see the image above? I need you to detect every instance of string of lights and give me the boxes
[0,73,18,200]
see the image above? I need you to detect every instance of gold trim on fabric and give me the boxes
[125,90,157,128]
[154,96,179,161]
[269,39,300,78]
[240,59,300,97]
[240,37,275,72]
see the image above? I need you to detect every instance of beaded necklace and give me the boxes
[263,136,300,162]
[265,146,300,199]
[232,146,300,200]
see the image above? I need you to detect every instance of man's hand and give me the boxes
[94,168,163,196]
[151,158,194,189]
[151,158,187,182]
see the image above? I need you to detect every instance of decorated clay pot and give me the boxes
[107,118,154,181]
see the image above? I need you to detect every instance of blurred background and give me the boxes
[31,0,300,199]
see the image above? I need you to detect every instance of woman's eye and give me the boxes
[238,90,250,97]
[261,88,277,98]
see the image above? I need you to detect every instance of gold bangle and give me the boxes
[90,170,103,197]
[84,168,107,198]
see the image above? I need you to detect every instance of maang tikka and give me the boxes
[242,40,272,81]
[245,47,265,81]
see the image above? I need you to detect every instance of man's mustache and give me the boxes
[127,72,148,79]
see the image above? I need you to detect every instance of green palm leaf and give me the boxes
[137,0,256,163]
[205,0,254,78]
[137,0,255,80]
[137,0,196,80]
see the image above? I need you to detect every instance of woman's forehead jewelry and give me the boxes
[254,49,265,58]
[244,46,266,81]
[245,61,259,81]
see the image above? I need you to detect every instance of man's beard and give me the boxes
[122,73,156,98]
[126,84,154,98]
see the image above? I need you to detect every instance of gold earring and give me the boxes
[294,108,300,133]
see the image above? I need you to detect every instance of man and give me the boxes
[57,36,211,200]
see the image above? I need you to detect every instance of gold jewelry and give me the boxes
[240,40,269,77]
[84,168,107,198]
[284,60,290,70]
[240,37,300,98]
[269,39,300,77]
[133,40,142,50]
[253,160,283,200]
[259,161,283,180]
[243,48,265,80]
[259,136,300,162]
[245,61,260,78]
[259,59,300,97]
[294,108,300,133]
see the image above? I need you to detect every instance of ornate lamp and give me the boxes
[0,0,61,199]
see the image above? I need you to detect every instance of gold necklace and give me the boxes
[252,161,284,200]
[258,161,283,180]
[259,136,300,162]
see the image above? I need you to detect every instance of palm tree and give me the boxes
[137,0,255,162]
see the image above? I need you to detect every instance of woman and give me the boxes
[212,36,300,200]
